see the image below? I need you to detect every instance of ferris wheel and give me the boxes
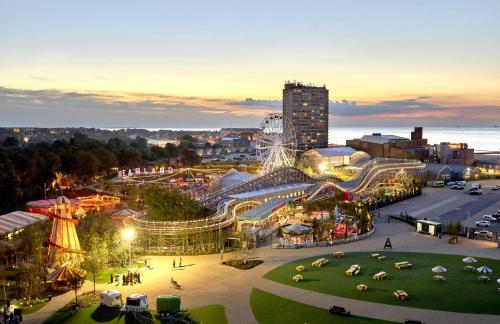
[256,113,297,174]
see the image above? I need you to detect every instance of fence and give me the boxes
[272,225,375,249]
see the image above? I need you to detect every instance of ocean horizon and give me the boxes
[103,126,500,151]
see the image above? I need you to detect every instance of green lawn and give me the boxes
[264,251,500,314]
[95,263,145,284]
[251,288,392,324]
[43,303,227,324]
[189,304,228,324]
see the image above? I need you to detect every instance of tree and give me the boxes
[18,263,44,305]
[180,149,201,167]
[142,185,213,221]
[75,150,100,182]
[67,270,85,308]
[2,137,19,147]
[82,231,108,295]
[95,148,118,175]
[164,143,179,159]
[117,148,143,169]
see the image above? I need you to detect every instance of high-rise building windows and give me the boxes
[283,82,329,152]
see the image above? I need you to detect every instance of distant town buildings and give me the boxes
[434,142,474,166]
[346,127,430,161]
[283,82,329,152]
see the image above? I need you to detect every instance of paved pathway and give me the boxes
[23,281,93,324]
[25,218,500,324]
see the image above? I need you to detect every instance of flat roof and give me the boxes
[360,134,409,144]
[416,219,442,226]
[0,211,48,235]
[228,183,314,200]
[306,147,358,157]
[238,198,289,221]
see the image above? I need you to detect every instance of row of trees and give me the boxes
[141,185,214,221]
[0,134,202,213]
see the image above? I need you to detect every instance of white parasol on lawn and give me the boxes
[462,256,477,264]
[476,266,493,274]
[432,265,447,273]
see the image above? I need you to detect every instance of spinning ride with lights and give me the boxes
[256,113,297,174]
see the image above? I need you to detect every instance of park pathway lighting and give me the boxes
[122,228,136,268]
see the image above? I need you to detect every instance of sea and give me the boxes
[106,126,500,151]
[330,127,500,152]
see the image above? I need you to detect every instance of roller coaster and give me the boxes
[124,158,424,252]
[199,158,425,209]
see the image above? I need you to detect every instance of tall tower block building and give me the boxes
[283,82,329,152]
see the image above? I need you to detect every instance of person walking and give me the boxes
[179,256,182,267]
[172,258,176,270]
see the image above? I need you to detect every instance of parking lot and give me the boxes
[379,179,500,235]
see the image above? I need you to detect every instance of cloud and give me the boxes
[227,98,281,109]
[0,87,499,128]
[0,87,272,128]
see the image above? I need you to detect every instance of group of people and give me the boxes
[111,271,141,286]
[172,256,183,270]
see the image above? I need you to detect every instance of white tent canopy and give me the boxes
[477,266,493,274]
[462,257,477,263]
[432,265,447,273]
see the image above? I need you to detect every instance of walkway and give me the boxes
[23,281,93,324]
[26,219,500,324]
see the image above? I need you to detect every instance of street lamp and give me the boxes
[122,228,135,268]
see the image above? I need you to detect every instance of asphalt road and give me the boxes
[437,190,500,232]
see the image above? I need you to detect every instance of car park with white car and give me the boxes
[475,220,491,227]
[482,215,497,222]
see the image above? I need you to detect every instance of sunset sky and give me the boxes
[1,0,500,127]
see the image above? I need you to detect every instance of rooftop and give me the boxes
[306,146,358,157]
[0,211,48,235]
[228,183,314,200]
[218,171,255,189]
[359,134,409,144]
[238,198,289,221]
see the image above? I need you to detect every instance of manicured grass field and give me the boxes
[251,288,393,324]
[43,303,227,324]
[264,251,500,314]
[189,304,228,324]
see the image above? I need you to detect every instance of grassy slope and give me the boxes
[251,288,393,324]
[264,251,500,314]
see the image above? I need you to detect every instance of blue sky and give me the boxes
[1,1,500,127]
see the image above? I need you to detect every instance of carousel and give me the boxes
[280,224,313,247]
[47,264,86,291]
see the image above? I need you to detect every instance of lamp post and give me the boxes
[122,228,135,269]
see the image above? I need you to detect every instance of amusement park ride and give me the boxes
[121,113,425,253]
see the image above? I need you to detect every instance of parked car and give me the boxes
[469,189,483,195]
[491,185,500,191]
[451,184,465,190]
[447,181,456,186]
[456,181,466,186]
[482,215,497,222]
[474,230,494,239]
[475,220,491,227]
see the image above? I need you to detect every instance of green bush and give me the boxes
[223,259,263,270]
